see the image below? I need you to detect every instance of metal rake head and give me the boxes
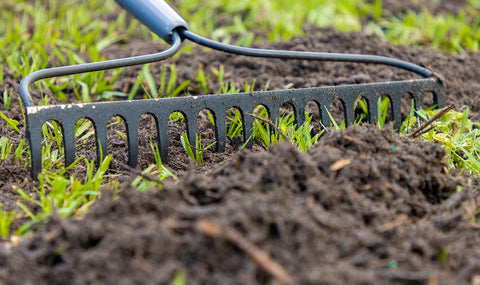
[20,0,446,178]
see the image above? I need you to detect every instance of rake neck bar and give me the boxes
[19,32,182,108]
[114,0,434,77]
[179,29,434,78]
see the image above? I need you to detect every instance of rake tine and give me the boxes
[94,119,109,165]
[366,96,378,124]
[390,94,402,130]
[268,107,278,141]
[186,113,198,149]
[242,108,255,148]
[157,114,170,164]
[413,92,424,110]
[436,88,446,107]
[268,105,279,139]
[211,111,226,152]
[29,124,43,179]
[320,100,333,128]
[126,117,139,168]
[344,99,355,126]
[294,102,306,127]
[63,119,76,167]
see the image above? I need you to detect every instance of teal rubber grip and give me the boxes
[115,0,188,43]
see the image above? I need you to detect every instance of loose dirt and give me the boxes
[1,125,479,284]
[381,0,476,16]
[1,0,480,284]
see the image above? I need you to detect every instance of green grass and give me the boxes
[1,0,478,105]
[369,7,480,53]
[2,90,12,111]
[0,112,20,134]
[285,114,323,152]
[0,207,16,239]
[413,106,480,173]
[15,154,113,235]
[0,0,129,101]
[174,0,480,53]
[180,132,216,165]
[136,63,191,99]
[175,0,375,42]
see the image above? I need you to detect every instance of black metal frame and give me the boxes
[20,30,446,178]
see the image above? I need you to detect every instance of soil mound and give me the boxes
[2,124,479,285]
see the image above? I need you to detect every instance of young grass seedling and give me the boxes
[172,270,187,285]
[0,207,15,239]
[226,108,244,138]
[2,90,12,111]
[75,119,96,144]
[196,68,209,95]
[403,104,480,176]
[141,64,191,99]
[14,139,29,167]
[41,142,65,172]
[127,67,146,100]
[400,99,416,134]
[251,106,274,147]
[377,96,390,129]
[286,114,323,152]
[250,107,322,152]
[130,163,178,192]
[180,132,216,165]
[0,137,14,160]
[42,120,64,155]
[353,97,369,124]
[15,155,113,235]
[143,63,159,98]
[323,107,344,130]
[212,65,225,88]
[0,112,20,134]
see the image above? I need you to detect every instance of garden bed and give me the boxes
[1,0,480,284]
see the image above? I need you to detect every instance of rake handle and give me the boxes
[115,0,188,44]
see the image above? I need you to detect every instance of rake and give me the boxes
[20,0,446,178]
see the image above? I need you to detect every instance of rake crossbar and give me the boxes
[26,77,445,177]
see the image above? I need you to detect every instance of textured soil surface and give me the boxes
[381,0,476,16]
[1,125,479,285]
[1,0,480,284]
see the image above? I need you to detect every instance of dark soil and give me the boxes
[380,0,477,16]
[2,125,479,285]
[1,0,480,284]
[106,28,480,121]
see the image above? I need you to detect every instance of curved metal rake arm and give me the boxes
[179,29,433,78]
[19,32,182,108]
[114,0,434,77]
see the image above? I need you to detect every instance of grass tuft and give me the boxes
[15,155,113,235]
